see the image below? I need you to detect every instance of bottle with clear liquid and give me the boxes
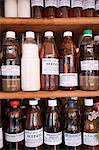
[83,0,95,17]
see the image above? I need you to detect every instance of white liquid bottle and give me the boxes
[21,31,40,91]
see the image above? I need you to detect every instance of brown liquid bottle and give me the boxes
[5,100,24,150]
[83,98,99,150]
[44,0,57,18]
[25,99,43,150]
[70,0,83,17]
[59,31,78,90]
[57,0,70,18]
[0,101,3,150]
[0,0,4,17]
[95,0,99,16]
[40,31,59,91]
[44,99,62,150]
[83,0,95,17]
[31,0,44,18]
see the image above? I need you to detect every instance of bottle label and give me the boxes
[25,128,43,147]
[71,0,83,8]
[58,0,70,7]
[31,0,44,7]
[44,131,62,145]
[42,58,59,75]
[1,65,20,76]
[5,131,24,142]
[64,132,82,146]
[60,73,78,87]
[0,128,3,148]
[83,0,95,9]
[81,60,99,71]
[96,0,99,10]
[45,0,57,8]
[83,132,98,146]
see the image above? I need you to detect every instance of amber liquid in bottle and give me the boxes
[83,0,95,17]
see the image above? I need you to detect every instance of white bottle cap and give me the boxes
[44,31,54,37]
[84,98,93,106]
[48,99,57,107]
[26,31,35,39]
[6,31,15,39]
[63,31,72,37]
[29,99,38,106]
[71,97,78,100]
[94,35,99,42]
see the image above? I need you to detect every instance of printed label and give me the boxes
[0,128,3,148]
[81,60,99,71]
[58,0,70,7]
[60,73,78,87]
[5,131,24,142]
[44,131,62,145]
[96,0,99,10]
[45,0,57,7]
[31,0,44,7]
[71,0,83,8]
[83,132,98,146]
[64,132,82,146]
[25,128,43,147]
[83,0,95,9]
[42,58,59,75]
[1,65,20,76]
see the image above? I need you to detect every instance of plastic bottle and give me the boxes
[95,0,99,16]
[83,0,95,17]
[21,31,40,91]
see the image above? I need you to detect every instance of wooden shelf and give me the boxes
[0,90,99,99]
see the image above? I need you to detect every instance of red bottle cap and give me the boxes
[10,100,20,107]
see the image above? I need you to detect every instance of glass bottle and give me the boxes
[44,98,62,150]
[79,30,99,91]
[95,0,99,16]
[1,31,21,92]
[40,31,59,91]
[83,98,99,150]
[25,99,43,150]
[59,31,78,90]
[83,0,95,17]
[31,0,44,18]
[94,35,99,59]
[44,0,57,18]
[57,0,70,18]
[5,100,24,150]
[70,0,83,17]
[0,0,4,17]
[0,100,3,150]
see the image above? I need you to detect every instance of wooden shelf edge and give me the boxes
[0,90,99,99]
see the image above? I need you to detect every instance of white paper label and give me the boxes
[64,132,82,146]
[5,131,24,142]
[83,132,98,146]
[25,128,43,147]
[31,0,44,7]
[58,0,70,7]
[44,131,62,145]
[71,0,83,8]
[81,60,99,71]
[60,73,78,87]
[42,58,59,75]
[83,0,95,9]
[96,0,99,10]
[1,65,20,76]
[0,128,3,148]
[45,0,57,7]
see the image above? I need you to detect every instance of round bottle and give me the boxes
[83,0,95,17]
[95,0,99,16]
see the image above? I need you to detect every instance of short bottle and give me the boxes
[83,0,95,17]
[21,31,40,91]
[59,31,78,90]
[40,31,59,91]
[95,0,99,16]
[0,101,3,150]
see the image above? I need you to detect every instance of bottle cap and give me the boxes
[63,31,72,37]
[29,99,38,105]
[71,97,78,100]
[44,31,53,37]
[83,30,92,37]
[26,31,35,39]
[10,100,20,107]
[6,31,15,39]
[84,98,93,106]
[94,35,99,42]
[48,99,57,107]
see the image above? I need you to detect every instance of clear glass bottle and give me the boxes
[83,0,95,17]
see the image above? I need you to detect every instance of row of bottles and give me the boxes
[0,0,99,18]
[0,29,99,92]
[0,97,99,150]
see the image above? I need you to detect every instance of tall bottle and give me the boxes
[0,101,3,150]
[79,30,99,91]
[40,31,59,91]
[44,0,57,18]
[95,0,99,16]
[44,99,62,150]
[25,99,43,150]
[21,31,40,91]
[83,0,95,17]
[57,0,70,18]
[5,100,24,150]
[59,31,78,90]
[31,0,44,18]
[1,31,20,92]
[0,0,4,17]
[83,98,99,150]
